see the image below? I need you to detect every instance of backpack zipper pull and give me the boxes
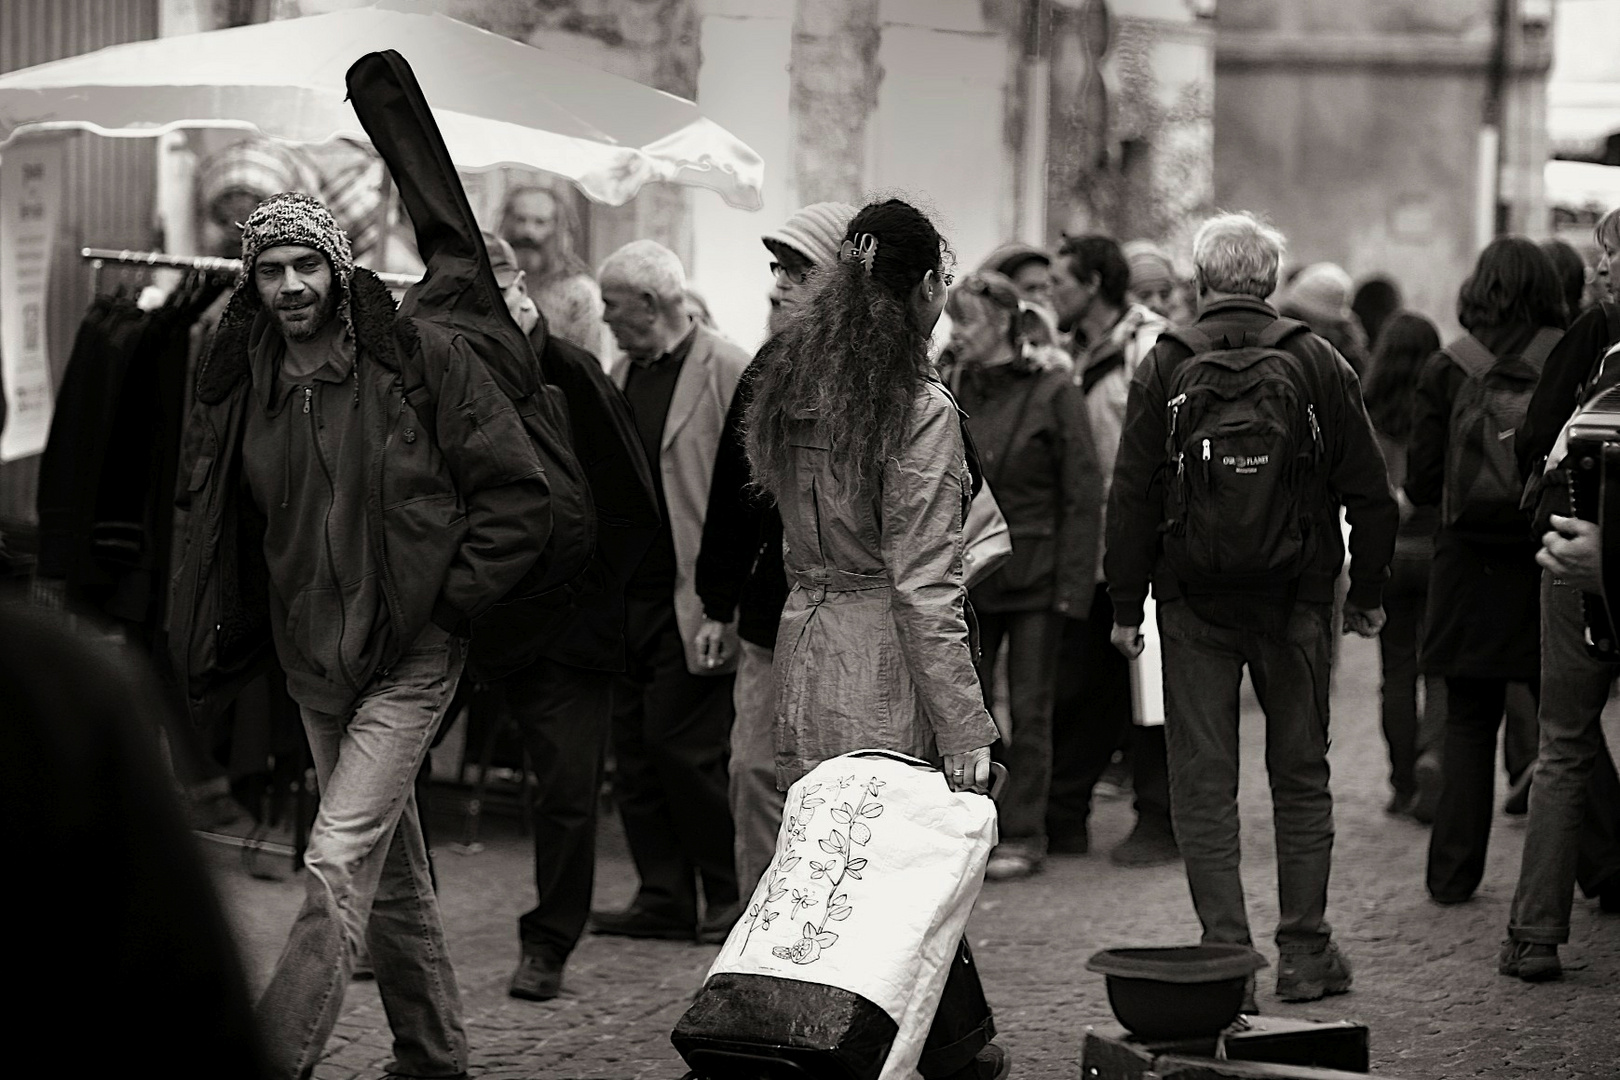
[1308,404,1322,455]
[1202,438,1211,462]
[303,386,313,415]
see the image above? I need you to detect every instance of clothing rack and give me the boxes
[80,247,418,294]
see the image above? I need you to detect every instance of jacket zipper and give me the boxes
[371,378,409,675]
[307,383,360,693]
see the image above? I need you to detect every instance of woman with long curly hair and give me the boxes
[745,197,1008,1080]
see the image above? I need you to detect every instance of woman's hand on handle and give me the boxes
[944,745,993,795]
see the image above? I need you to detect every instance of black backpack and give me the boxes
[1440,328,1560,529]
[1159,319,1323,587]
[345,51,596,629]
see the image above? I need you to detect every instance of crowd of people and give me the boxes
[23,107,1620,1074]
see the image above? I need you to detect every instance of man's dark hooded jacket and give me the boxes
[169,268,549,723]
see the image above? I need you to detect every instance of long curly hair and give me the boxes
[745,198,948,502]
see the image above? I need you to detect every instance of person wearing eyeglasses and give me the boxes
[693,202,856,902]
[944,271,1103,883]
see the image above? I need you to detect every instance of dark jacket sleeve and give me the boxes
[1517,305,1612,481]
[546,337,660,557]
[1104,341,1177,627]
[1404,351,1461,511]
[430,332,550,631]
[695,356,768,624]
[1317,345,1397,611]
[1053,377,1103,616]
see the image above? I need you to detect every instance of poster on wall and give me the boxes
[0,137,64,463]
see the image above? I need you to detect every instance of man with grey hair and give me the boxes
[592,238,752,943]
[1106,211,1397,1009]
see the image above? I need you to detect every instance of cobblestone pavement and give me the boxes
[211,636,1620,1079]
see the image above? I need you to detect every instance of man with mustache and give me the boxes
[171,191,549,1080]
[499,184,611,361]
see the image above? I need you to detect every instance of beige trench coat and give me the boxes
[772,381,1001,788]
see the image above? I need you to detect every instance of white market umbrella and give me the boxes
[0,1,764,210]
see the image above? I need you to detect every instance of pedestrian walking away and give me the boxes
[1404,236,1566,907]
[170,191,550,1080]
[1106,211,1398,1008]
[1361,309,1446,822]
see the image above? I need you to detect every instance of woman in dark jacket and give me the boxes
[1362,311,1444,822]
[1405,236,1568,904]
[945,271,1102,882]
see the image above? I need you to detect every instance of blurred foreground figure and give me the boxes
[2,606,265,1078]
[170,191,549,1080]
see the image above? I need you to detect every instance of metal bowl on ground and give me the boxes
[1085,944,1269,1041]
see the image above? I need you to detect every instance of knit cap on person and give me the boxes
[761,201,857,268]
[1283,262,1355,323]
[237,191,356,299]
[1122,240,1177,290]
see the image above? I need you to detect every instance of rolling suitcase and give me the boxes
[673,751,1002,1080]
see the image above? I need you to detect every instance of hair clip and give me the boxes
[839,233,878,274]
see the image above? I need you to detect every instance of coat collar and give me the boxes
[196,268,404,405]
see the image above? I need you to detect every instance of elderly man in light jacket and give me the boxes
[591,240,752,945]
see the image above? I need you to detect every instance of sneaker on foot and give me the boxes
[1498,939,1561,982]
[1108,824,1180,868]
[1275,941,1352,1002]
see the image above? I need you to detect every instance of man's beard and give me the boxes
[509,239,549,279]
[274,288,338,343]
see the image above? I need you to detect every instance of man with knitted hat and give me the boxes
[1123,239,1190,327]
[171,191,549,1080]
[694,201,854,900]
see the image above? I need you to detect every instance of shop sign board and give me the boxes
[0,137,64,463]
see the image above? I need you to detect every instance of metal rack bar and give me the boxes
[80,247,418,289]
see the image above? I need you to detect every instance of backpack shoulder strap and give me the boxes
[1161,326,1215,357]
[1443,333,1498,379]
[1522,326,1563,368]
[1257,317,1310,350]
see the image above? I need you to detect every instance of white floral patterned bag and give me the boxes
[705,749,999,1080]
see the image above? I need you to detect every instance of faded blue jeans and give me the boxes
[257,625,469,1080]
[1509,572,1620,944]
[1158,598,1336,951]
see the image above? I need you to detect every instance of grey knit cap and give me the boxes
[762,201,857,268]
[238,191,355,293]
